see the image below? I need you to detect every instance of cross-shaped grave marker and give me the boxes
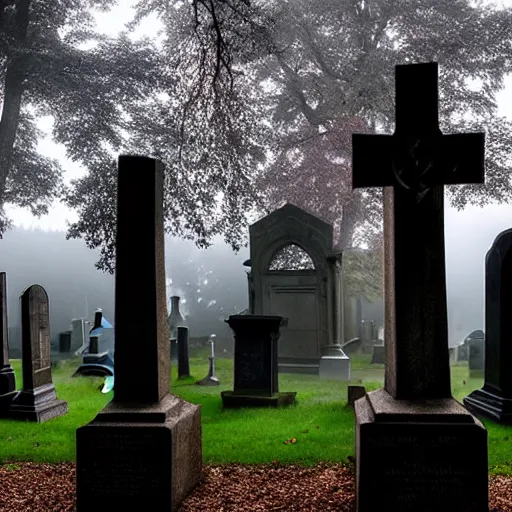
[352,62,485,399]
[351,61,488,512]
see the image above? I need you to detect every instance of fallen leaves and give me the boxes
[0,462,510,511]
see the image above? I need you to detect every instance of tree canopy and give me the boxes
[0,0,162,236]
[2,0,512,296]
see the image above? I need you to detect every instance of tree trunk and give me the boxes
[336,191,362,249]
[0,0,30,209]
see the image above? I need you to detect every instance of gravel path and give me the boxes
[0,461,511,511]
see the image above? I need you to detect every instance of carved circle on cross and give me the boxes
[391,136,442,202]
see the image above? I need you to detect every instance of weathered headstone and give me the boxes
[76,155,202,512]
[196,335,220,386]
[0,273,17,415]
[221,315,296,407]
[468,332,485,379]
[352,62,487,511]
[177,326,190,379]
[9,285,68,423]
[464,230,512,423]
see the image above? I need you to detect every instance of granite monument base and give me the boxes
[318,355,350,381]
[76,394,202,512]
[8,383,68,423]
[221,390,297,408]
[355,389,488,512]
[464,387,512,424]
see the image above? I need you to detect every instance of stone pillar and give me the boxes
[334,255,344,345]
[319,254,350,381]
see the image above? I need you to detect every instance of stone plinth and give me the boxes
[355,389,488,511]
[76,395,201,511]
[221,315,296,408]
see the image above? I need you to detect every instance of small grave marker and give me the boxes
[9,285,68,423]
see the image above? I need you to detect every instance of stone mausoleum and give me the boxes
[244,203,350,379]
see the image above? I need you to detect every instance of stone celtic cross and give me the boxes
[352,62,485,399]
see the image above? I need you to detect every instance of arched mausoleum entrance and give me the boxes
[245,203,349,376]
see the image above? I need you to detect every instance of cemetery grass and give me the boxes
[1,356,511,476]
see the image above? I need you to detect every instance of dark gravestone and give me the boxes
[0,273,17,414]
[468,333,485,379]
[59,331,71,353]
[221,315,296,408]
[9,285,68,423]
[177,326,190,379]
[464,230,512,423]
[76,155,202,512]
[352,62,487,512]
[347,385,366,407]
[370,345,385,365]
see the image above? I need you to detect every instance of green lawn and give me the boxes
[0,354,511,475]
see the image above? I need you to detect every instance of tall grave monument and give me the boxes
[352,62,488,511]
[464,228,512,423]
[76,156,202,511]
[9,285,68,423]
[0,273,17,414]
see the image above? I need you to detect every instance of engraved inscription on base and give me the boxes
[79,428,171,497]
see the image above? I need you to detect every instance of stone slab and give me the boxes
[355,391,488,512]
[221,391,297,408]
[366,388,477,423]
[464,387,512,424]
[8,383,68,423]
[318,355,350,381]
[76,394,201,512]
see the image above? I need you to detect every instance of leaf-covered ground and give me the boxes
[1,461,511,511]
